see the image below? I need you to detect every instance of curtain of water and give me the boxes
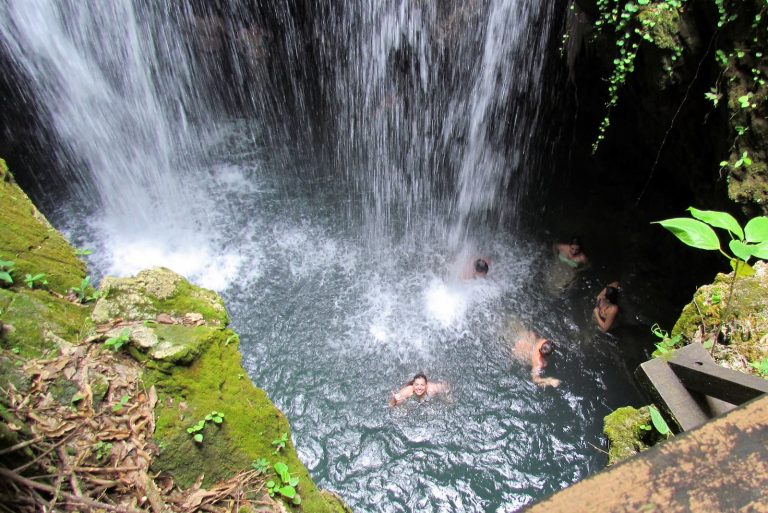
[0,1,212,235]
[320,0,557,248]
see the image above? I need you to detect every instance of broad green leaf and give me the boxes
[278,485,296,499]
[728,240,752,262]
[292,495,302,505]
[687,208,744,240]
[193,433,203,443]
[267,481,275,488]
[744,216,768,243]
[0,271,12,284]
[730,259,755,277]
[0,259,14,269]
[653,218,720,250]
[648,405,671,436]
[749,241,768,260]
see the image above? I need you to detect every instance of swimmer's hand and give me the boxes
[388,392,398,407]
[537,377,561,388]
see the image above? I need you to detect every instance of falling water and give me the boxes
[1,2,648,513]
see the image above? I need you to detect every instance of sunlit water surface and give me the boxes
[55,121,644,513]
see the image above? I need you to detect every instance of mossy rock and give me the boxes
[603,406,657,465]
[0,287,90,358]
[92,267,228,326]
[145,329,347,513]
[672,261,768,372]
[0,158,86,294]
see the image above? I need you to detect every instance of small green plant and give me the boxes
[251,457,270,474]
[111,395,131,413]
[187,420,206,443]
[75,248,93,256]
[71,275,101,303]
[104,329,130,352]
[94,440,113,461]
[650,323,683,357]
[23,273,48,289]
[647,405,672,437]
[186,411,225,443]
[749,358,768,377]
[272,432,289,455]
[266,461,301,505]
[0,259,15,285]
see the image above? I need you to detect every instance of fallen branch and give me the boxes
[0,435,44,456]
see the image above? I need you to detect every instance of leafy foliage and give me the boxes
[266,461,302,505]
[104,329,130,352]
[650,323,684,357]
[0,259,15,285]
[23,273,48,289]
[111,395,131,413]
[271,432,289,455]
[648,405,672,437]
[185,411,225,444]
[749,358,768,377]
[71,275,101,303]
[250,458,270,474]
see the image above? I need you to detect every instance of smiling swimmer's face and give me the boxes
[413,377,427,397]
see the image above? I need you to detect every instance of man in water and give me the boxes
[460,257,490,280]
[554,237,588,268]
[513,329,561,388]
[388,373,450,406]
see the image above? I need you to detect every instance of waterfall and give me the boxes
[0,0,560,284]
[321,0,558,248]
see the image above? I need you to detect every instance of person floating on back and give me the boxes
[388,373,451,406]
[554,237,588,269]
[594,281,620,332]
[460,257,490,280]
[513,329,561,388]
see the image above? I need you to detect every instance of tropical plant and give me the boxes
[23,273,48,289]
[186,411,225,443]
[71,275,101,303]
[650,323,685,357]
[104,329,130,352]
[272,432,289,455]
[266,461,301,505]
[655,208,768,294]
[0,259,15,285]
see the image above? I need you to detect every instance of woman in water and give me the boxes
[388,373,450,406]
[554,237,589,268]
[593,281,620,332]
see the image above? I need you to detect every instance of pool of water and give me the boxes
[55,120,647,513]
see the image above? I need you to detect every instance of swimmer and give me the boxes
[593,281,620,332]
[553,237,588,268]
[460,257,490,280]
[388,373,450,406]
[514,330,561,388]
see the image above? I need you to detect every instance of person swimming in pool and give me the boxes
[593,281,620,332]
[513,329,561,388]
[554,237,588,268]
[388,373,451,406]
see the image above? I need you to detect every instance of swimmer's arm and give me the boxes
[594,305,618,332]
[531,360,560,388]
[388,386,412,407]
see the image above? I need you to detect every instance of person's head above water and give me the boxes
[408,373,428,397]
[539,340,556,356]
[604,286,619,304]
[474,258,489,276]
[568,237,582,255]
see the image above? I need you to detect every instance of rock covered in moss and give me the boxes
[603,406,655,465]
[0,158,86,293]
[672,261,768,373]
[94,268,348,512]
[92,267,228,326]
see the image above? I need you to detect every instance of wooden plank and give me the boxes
[669,343,768,405]
[635,356,709,431]
[522,394,768,513]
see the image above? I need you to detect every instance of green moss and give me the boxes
[0,287,90,357]
[603,406,655,465]
[93,268,228,326]
[145,329,345,513]
[0,161,86,294]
